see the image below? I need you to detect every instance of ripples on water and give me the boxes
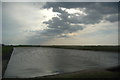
[4,47,118,78]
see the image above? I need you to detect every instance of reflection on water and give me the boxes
[4,47,118,78]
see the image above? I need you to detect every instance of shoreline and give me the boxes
[2,67,119,79]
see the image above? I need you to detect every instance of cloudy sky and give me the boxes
[2,2,118,45]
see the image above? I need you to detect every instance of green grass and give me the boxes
[41,69,119,78]
[2,46,13,60]
[2,46,13,77]
[2,69,119,79]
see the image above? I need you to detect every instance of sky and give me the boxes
[2,2,119,45]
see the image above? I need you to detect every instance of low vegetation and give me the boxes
[2,46,13,77]
[4,45,119,52]
[41,45,119,52]
[2,69,119,79]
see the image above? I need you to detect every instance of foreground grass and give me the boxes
[2,46,13,60]
[2,46,13,76]
[41,69,119,78]
[2,69,119,79]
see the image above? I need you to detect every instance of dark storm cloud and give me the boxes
[27,2,118,44]
[44,2,118,14]
[105,14,118,22]
[42,2,118,35]
[43,8,83,36]
[44,2,118,23]
[29,15,83,43]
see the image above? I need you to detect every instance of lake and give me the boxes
[4,47,118,78]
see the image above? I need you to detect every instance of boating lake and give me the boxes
[4,47,118,78]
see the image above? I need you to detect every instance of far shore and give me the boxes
[3,45,119,52]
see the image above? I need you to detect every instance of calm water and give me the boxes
[4,47,118,78]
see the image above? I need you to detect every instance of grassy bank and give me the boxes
[2,46,13,60]
[2,46,13,77]
[2,68,119,79]
[41,68,119,78]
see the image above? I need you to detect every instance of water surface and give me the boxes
[4,47,118,78]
